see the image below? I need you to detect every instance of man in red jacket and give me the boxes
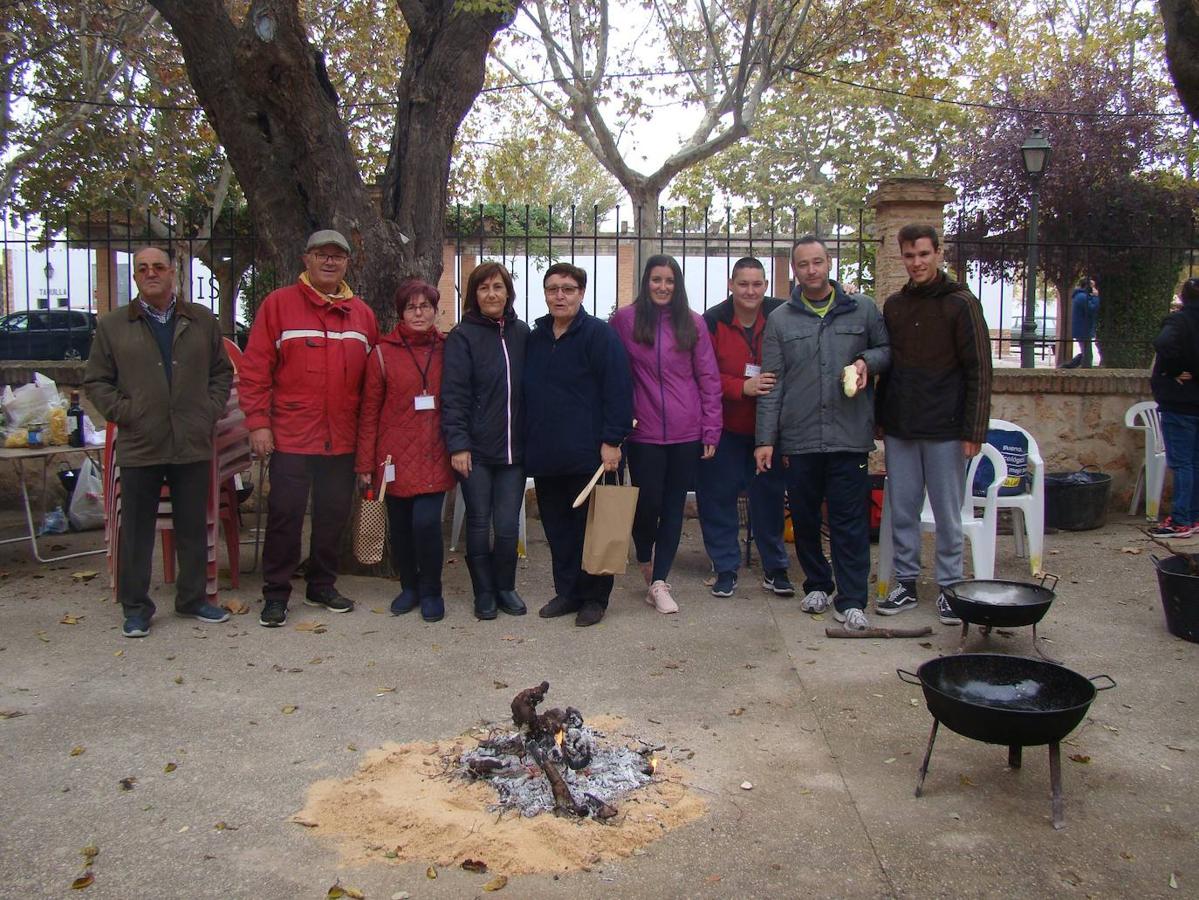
[696,257,792,598]
[240,230,379,627]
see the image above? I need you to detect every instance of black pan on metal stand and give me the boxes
[942,574,1059,661]
[897,653,1115,829]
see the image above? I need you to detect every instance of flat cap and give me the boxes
[306,229,351,253]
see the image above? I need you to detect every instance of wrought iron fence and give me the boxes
[2,203,1195,367]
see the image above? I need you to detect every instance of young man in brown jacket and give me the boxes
[874,224,992,625]
[85,246,233,637]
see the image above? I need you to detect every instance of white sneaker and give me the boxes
[800,590,831,613]
[834,607,870,632]
[647,580,679,614]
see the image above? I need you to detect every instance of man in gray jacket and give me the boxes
[754,235,890,630]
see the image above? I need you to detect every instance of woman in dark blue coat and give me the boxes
[442,262,530,620]
[524,262,633,627]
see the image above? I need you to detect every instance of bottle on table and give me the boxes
[67,390,85,448]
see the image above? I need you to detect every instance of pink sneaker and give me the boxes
[647,580,678,614]
[639,560,653,585]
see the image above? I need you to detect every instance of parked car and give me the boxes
[0,309,97,361]
[1009,315,1057,342]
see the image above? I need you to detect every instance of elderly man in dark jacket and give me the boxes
[524,262,633,627]
[755,235,890,632]
[1150,277,1199,537]
[85,246,233,638]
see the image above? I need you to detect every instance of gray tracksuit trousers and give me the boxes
[884,435,967,588]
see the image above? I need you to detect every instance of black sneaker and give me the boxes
[762,569,795,596]
[710,571,737,597]
[877,581,918,616]
[937,592,962,626]
[259,599,288,628]
[122,615,151,638]
[304,588,353,614]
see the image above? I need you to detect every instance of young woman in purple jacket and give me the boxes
[610,255,722,613]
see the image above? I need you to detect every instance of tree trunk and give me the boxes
[148,1,513,319]
[383,1,514,287]
[624,180,665,292]
[1161,0,1199,123]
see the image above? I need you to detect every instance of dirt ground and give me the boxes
[0,507,1196,899]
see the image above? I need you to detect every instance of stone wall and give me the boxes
[990,368,1153,507]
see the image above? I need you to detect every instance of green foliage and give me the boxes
[1093,175,1198,367]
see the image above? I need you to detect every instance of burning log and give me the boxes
[527,740,587,817]
[461,681,655,820]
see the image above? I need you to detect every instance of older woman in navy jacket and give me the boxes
[524,262,633,627]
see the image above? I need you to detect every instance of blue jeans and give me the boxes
[784,452,871,611]
[1161,411,1199,526]
[386,492,446,598]
[459,462,525,590]
[696,430,788,575]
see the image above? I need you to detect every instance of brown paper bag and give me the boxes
[581,475,639,575]
[352,490,387,565]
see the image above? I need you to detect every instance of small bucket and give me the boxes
[1152,554,1199,643]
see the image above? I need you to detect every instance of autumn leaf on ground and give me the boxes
[60,613,83,625]
[71,571,98,582]
[35,631,50,642]
[281,705,298,714]
[1120,546,1143,555]
[295,621,327,634]
[214,821,238,830]
[427,864,438,879]
[483,875,508,891]
[959,774,975,786]
[493,681,508,689]
[327,884,364,899]
[461,859,488,873]
[375,687,396,695]
[69,745,85,757]
[118,777,136,790]
[70,872,94,889]
[0,710,27,719]
[220,599,250,615]
[164,762,177,773]
[81,845,99,863]
[729,707,745,716]
[1068,754,1092,764]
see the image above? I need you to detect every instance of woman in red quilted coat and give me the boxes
[356,279,455,622]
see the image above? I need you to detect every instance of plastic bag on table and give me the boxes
[68,457,106,531]
[2,373,60,427]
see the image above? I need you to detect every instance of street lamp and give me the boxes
[1019,127,1052,368]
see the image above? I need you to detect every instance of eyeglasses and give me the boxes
[544,285,581,296]
[309,251,348,263]
[405,303,435,313]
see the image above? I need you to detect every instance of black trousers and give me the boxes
[534,473,615,608]
[626,440,701,582]
[385,492,446,598]
[262,452,355,603]
[117,460,211,619]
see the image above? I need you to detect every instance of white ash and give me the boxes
[459,726,654,818]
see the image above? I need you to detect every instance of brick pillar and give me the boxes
[616,243,636,308]
[94,247,118,314]
[867,177,957,305]
[436,242,457,331]
[771,252,791,300]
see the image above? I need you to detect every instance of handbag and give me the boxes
[577,464,639,575]
[351,487,387,565]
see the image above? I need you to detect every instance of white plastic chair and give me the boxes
[972,419,1045,576]
[1125,400,1166,521]
[449,477,534,558]
[876,444,1007,599]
